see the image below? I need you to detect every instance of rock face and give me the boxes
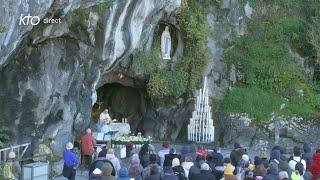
[0,0,318,158]
[0,0,181,155]
[205,0,247,99]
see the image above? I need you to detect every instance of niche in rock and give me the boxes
[92,83,146,133]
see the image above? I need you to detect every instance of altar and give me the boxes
[93,122,130,142]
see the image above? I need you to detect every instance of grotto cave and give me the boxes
[92,82,147,134]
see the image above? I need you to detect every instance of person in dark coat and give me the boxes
[263,162,279,180]
[142,154,162,178]
[230,142,245,169]
[172,158,187,180]
[212,152,224,165]
[188,155,204,179]
[164,148,181,167]
[163,166,179,180]
[303,143,313,170]
[206,154,215,171]
[145,165,162,180]
[89,158,116,177]
[270,149,293,177]
[213,162,225,180]
[259,151,269,169]
[89,161,104,180]
[253,156,267,177]
[139,144,150,168]
[190,163,215,180]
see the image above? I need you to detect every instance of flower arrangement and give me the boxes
[112,135,150,145]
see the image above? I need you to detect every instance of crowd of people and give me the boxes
[62,129,320,180]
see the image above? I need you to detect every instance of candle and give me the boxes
[187,76,215,143]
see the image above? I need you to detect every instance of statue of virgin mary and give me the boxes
[161,26,171,60]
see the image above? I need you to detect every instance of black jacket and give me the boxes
[230,149,244,167]
[190,170,215,180]
[164,154,181,167]
[145,174,162,180]
[173,165,187,180]
[263,169,278,180]
[188,163,201,179]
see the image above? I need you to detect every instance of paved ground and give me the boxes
[54,168,89,180]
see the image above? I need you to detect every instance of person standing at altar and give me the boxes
[80,128,97,168]
[100,109,112,125]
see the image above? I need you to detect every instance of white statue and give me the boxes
[161,26,171,60]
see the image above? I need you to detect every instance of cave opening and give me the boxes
[92,83,147,134]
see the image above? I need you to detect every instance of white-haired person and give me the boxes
[63,142,80,180]
[99,109,112,125]
[80,128,97,168]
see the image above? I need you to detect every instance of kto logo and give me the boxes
[19,14,40,26]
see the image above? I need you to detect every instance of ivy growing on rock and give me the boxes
[221,0,320,122]
[147,0,211,99]
[0,126,9,148]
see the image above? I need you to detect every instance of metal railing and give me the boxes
[0,143,30,162]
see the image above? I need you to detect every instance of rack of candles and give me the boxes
[187,77,215,143]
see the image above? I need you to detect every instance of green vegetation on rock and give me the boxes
[66,1,113,28]
[221,0,320,122]
[0,26,8,33]
[221,88,280,122]
[147,0,211,98]
[132,47,162,75]
[0,127,9,148]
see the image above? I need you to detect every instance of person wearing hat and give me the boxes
[1,151,21,180]
[230,142,245,170]
[222,164,237,180]
[196,149,208,159]
[164,148,181,168]
[172,158,186,180]
[238,154,252,180]
[117,166,131,180]
[63,142,80,180]
[158,141,171,167]
[189,163,215,180]
[89,161,104,179]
